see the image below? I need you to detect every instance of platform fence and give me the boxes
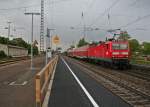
[35,55,58,107]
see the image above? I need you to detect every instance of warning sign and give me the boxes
[52,35,60,45]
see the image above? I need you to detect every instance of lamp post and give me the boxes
[5,21,12,56]
[24,12,40,71]
[46,28,55,64]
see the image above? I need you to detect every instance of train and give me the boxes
[67,39,131,69]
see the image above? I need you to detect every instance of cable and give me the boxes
[88,0,121,27]
[129,0,139,6]
[0,4,40,11]
[0,0,71,11]
[74,0,97,28]
[120,14,150,28]
[84,0,97,15]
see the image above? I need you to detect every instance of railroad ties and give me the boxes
[70,57,150,107]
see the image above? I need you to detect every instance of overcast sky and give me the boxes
[0,0,150,50]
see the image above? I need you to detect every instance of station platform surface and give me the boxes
[48,57,131,107]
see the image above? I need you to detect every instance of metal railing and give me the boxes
[35,55,58,107]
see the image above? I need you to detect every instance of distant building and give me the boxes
[0,44,28,57]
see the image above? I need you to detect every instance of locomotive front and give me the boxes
[111,41,130,68]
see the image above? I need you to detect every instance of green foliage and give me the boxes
[33,46,39,55]
[57,47,62,50]
[70,45,75,48]
[9,38,29,48]
[129,39,140,53]
[141,42,150,55]
[0,51,7,59]
[90,41,99,45]
[27,45,39,56]
[118,31,131,40]
[0,36,29,48]
[0,37,8,44]
[77,38,89,47]
[0,36,39,55]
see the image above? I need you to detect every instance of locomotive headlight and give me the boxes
[106,51,109,55]
[121,52,128,55]
[112,52,119,55]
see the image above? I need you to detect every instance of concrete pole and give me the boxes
[24,12,40,71]
[45,28,48,65]
[7,22,11,56]
[31,14,33,70]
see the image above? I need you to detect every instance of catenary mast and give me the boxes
[40,0,44,52]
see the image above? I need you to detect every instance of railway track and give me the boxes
[0,56,30,67]
[67,57,150,107]
[125,64,150,81]
[121,69,150,81]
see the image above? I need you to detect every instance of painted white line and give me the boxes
[22,81,28,85]
[9,81,16,85]
[9,81,28,86]
[62,58,99,107]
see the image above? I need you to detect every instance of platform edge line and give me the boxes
[62,58,99,107]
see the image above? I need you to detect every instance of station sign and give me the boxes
[52,35,60,45]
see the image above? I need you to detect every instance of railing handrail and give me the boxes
[37,57,57,76]
[35,55,58,107]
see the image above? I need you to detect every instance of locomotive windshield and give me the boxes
[112,43,128,50]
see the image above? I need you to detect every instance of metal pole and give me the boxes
[82,12,86,38]
[45,28,48,65]
[7,22,11,56]
[31,14,33,70]
[24,12,40,71]
[40,0,44,52]
[45,28,54,64]
[46,28,55,62]
[50,34,52,49]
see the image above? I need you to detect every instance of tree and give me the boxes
[118,31,131,40]
[0,36,8,44]
[129,39,140,54]
[9,38,28,48]
[27,44,39,55]
[0,51,7,59]
[77,38,88,47]
[70,45,75,49]
[0,36,39,56]
[33,46,39,55]
[57,47,62,50]
[141,42,150,55]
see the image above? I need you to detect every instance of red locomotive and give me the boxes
[67,39,130,69]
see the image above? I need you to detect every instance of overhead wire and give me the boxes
[129,0,139,6]
[0,4,40,11]
[88,0,121,27]
[120,14,150,28]
[74,0,97,28]
[0,0,72,12]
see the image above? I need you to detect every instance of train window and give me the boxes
[120,44,128,49]
[112,44,120,50]
[112,43,128,50]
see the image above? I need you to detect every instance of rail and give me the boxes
[35,55,58,107]
[0,56,30,67]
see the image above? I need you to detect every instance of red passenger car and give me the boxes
[68,40,130,68]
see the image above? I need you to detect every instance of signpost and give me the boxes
[52,35,60,45]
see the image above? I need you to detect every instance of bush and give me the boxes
[0,51,7,59]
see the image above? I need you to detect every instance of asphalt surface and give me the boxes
[0,56,45,107]
[48,56,132,107]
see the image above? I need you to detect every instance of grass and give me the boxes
[131,58,150,65]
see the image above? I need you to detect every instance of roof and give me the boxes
[8,45,27,50]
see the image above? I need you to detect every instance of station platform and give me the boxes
[48,57,131,107]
